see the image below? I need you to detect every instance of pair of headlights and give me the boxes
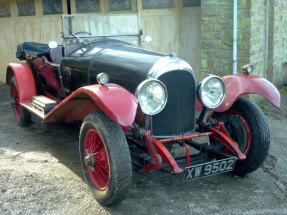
[136,75,225,115]
[97,72,225,115]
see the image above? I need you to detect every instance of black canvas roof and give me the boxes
[16,42,50,60]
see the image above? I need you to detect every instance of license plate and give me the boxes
[183,157,237,181]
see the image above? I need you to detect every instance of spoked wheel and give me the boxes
[84,128,109,191]
[10,77,31,126]
[79,112,132,206]
[211,97,270,175]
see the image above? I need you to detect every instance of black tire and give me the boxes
[79,111,132,206]
[211,97,270,175]
[10,77,31,127]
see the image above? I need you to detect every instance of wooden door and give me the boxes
[0,0,67,82]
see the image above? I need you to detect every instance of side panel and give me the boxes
[6,63,37,103]
[43,84,138,126]
[214,75,281,112]
[32,58,63,98]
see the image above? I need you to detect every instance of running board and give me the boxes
[21,96,57,119]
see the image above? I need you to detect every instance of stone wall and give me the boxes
[201,0,287,86]
[250,0,265,76]
[268,0,287,85]
[200,0,251,78]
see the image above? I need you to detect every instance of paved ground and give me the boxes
[0,83,287,215]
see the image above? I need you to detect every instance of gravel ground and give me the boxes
[0,83,287,215]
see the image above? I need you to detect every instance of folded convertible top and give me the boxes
[16,42,50,60]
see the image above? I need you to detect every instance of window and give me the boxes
[142,0,173,9]
[75,0,100,13]
[183,0,201,7]
[0,2,11,18]
[42,0,63,15]
[16,0,36,16]
[109,0,131,11]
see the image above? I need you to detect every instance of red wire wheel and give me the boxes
[211,97,270,175]
[84,128,109,191]
[225,110,252,155]
[79,112,132,206]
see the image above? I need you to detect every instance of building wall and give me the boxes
[200,0,250,77]
[138,2,179,55]
[201,0,287,86]
[250,0,265,76]
[268,0,287,85]
[178,6,201,81]
[1,0,286,86]
[0,0,201,83]
[0,0,68,83]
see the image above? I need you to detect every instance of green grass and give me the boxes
[256,100,265,109]
[279,86,287,96]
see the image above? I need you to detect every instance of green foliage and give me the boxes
[279,86,287,96]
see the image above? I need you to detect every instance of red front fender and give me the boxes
[43,84,138,126]
[214,74,281,112]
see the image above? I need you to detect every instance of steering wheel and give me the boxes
[74,31,93,36]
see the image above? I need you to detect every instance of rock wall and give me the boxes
[201,0,287,86]
[250,0,265,76]
[268,0,287,85]
[200,0,250,77]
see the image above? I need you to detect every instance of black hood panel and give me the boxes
[62,39,165,93]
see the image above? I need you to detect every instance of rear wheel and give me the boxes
[10,77,31,127]
[79,112,132,205]
[211,97,270,175]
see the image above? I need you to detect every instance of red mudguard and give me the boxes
[43,84,138,127]
[213,74,281,112]
[6,63,37,103]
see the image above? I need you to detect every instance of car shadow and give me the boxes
[0,83,85,181]
[28,118,85,181]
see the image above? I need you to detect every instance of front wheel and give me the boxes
[211,97,270,175]
[79,112,132,206]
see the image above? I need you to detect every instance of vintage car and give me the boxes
[6,14,281,205]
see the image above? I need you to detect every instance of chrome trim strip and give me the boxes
[147,56,194,79]
[150,130,195,139]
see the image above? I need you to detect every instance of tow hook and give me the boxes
[84,150,95,172]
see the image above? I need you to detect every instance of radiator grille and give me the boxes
[151,70,196,137]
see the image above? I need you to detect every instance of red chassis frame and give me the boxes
[129,121,246,174]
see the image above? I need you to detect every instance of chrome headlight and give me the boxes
[198,75,225,109]
[135,79,168,115]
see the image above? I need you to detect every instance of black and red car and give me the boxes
[6,14,281,205]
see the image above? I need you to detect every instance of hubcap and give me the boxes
[84,128,109,191]
[84,150,95,172]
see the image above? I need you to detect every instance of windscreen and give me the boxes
[62,14,140,38]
